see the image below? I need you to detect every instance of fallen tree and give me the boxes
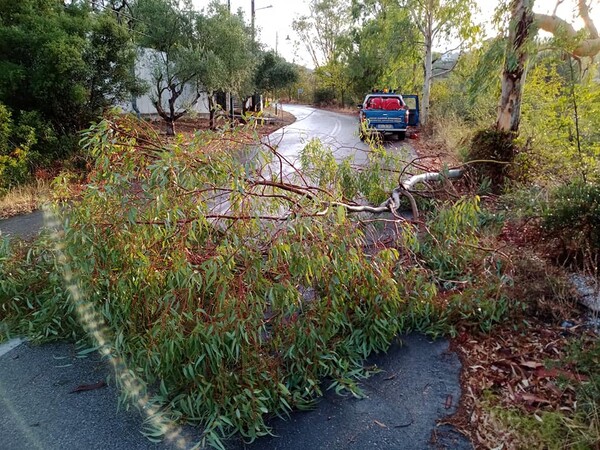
[4,116,510,449]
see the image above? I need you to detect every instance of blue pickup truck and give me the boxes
[358,92,419,141]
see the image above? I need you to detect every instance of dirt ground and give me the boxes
[146,108,296,140]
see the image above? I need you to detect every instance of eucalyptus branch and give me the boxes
[578,0,599,39]
[552,0,565,16]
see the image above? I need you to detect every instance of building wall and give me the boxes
[120,48,210,116]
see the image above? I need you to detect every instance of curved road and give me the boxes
[0,105,414,238]
[266,104,415,174]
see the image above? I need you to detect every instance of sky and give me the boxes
[192,0,310,64]
[192,0,600,68]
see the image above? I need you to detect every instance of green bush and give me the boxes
[0,103,36,192]
[517,62,600,185]
[313,87,337,106]
[543,181,600,259]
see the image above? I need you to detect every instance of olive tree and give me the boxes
[134,0,254,134]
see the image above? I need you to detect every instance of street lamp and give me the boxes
[251,1,272,42]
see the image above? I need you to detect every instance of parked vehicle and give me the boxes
[358,91,419,141]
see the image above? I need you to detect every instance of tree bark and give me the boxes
[422,37,433,126]
[495,1,600,133]
[208,94,216,130]
[165,119,175,136]
[535,13,600,58]
[167,85,179,136]
[496,0,534,133]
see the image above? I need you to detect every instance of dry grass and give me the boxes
[428,113,476,161]
[0,180,51,219]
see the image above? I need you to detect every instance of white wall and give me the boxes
[120,48,210,116]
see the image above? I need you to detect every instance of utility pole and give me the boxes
[251,0,256,112]
[228,0,233,119]
[251,2,272,43]
[250,1,272,112]
[251,0,255,42]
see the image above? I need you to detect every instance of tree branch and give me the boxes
[552,0,565,16]
[432,52,462,79]
[578,0,599,39]
[535,13,600,57]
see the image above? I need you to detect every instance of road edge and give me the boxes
[0,338,24,358]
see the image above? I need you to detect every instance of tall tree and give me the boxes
[293,0,352,103]
[496,0,600,133]
[195,4,254,126]
[133,0,201,135]
[401,0,480,126]
[134,0,254,134]
[254,51,299,98]
[348,0,421,98]
[292,0,351,69]
[495,0,534,132]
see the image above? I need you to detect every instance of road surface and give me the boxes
[264,104,414,176]
[0,106,470,450]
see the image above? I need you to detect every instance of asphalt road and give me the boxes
[264,104,415,177]
[0,106,470,450]
[0,210,45,239]
[236,334,469,450]
[0,336,470,450]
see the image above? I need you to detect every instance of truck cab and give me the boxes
[358,91,419,141]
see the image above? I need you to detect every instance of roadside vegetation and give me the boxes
[1,0,600,449]
[0,0,298,210]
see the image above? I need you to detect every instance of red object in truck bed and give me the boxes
[383,98,401,110]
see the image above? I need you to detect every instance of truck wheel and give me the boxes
[397,131,406,141]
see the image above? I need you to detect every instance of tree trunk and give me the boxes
[208,94,216,130]
[167,87,178,136]
[165,119,175,136]
[496,0,534,133]
[421,35,433,126]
